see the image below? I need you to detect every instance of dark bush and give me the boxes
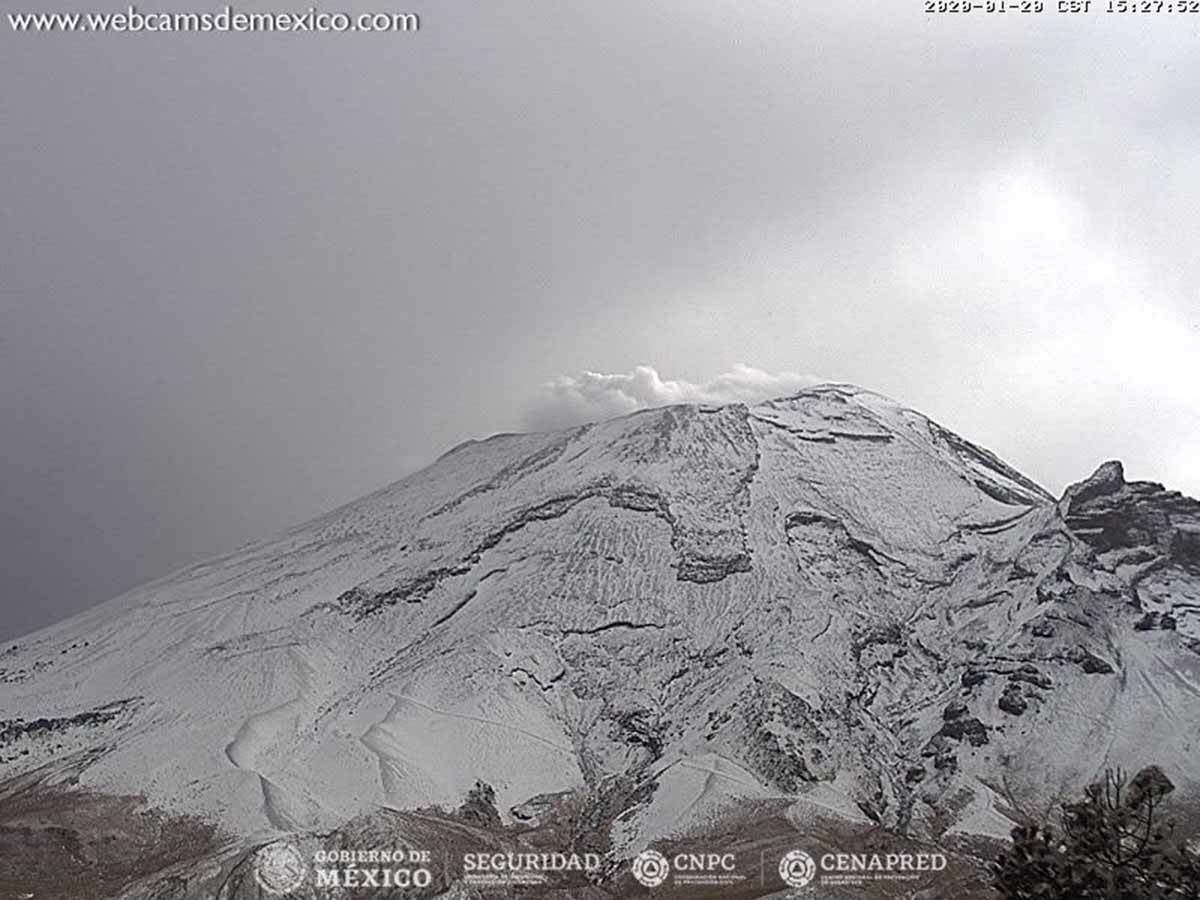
[993,767,1200,899]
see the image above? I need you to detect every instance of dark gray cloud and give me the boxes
[2,1,1197,640]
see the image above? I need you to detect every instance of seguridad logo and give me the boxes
[461,851,602,887]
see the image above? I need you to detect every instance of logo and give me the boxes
[312,847,433,889]
[630,849,745,888]
[631,849,669,887]
[779,849,817,889]
[461,851,601,887]
[778,848,948,889]
[253,841,308,895]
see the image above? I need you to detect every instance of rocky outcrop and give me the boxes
[1058,460,1200,642]
[1062,460,1200,563]
[1059,459,1126,516]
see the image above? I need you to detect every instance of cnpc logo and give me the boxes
[631,849,669,887]
[630,848,738,887]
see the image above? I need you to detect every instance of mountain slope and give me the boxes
[1,384,1197,898]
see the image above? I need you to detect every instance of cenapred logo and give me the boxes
[779,849,817,888]
[253,841,308,895]
[779,847,948,889]
[631,849,670,887]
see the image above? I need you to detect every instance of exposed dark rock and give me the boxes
[939,716,989,746]
[961,670,988,689]
[1008,664,1052,690]
[933,751,958,772]
[1169,525,1200,566]
[1060,460,1125,515]
[1136,610,1181,632]
[785,509,840,528]
[965,591,1008,609]
[612,708,666,759]
[740,680,830,790]
[608,484,671,517]
[1069,647,1116,674]
[0,698,139,747]
[456,780,501,829]
[998,685,1028,716]
[747,729,818,791]
[921,733,952,758]
[1060,461,1200,564]
[676,550,752,583]
[1030,621,1056,638]
[336,565,468,615]
[509,790,573,827]
[943,700,968,720]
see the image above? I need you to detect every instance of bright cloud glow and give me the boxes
[525,363,824,430]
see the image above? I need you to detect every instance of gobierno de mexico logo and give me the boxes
[253,841,309,895]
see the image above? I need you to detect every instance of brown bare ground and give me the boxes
[0,784,219,900]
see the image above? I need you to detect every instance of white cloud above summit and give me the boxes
[524,363,824,430]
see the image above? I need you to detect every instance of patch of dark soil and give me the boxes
[0,782,220,900]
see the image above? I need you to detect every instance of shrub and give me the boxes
[993,767,1199,899]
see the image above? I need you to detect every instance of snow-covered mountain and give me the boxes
[2,384,1198,898]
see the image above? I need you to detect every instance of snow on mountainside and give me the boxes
[1,383,1198,899]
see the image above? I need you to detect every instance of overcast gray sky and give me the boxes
[2,1,1198,640]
